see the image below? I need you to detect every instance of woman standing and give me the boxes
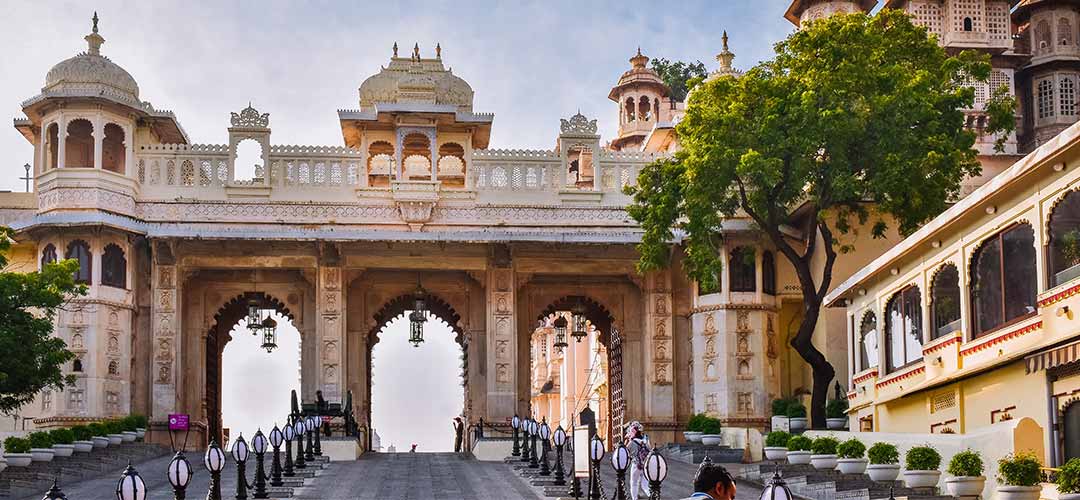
[625,421,651,500]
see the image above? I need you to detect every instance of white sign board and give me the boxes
[573,425,590,478]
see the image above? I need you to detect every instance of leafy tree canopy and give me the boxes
[650,58,708,102]
[0,227,86,414]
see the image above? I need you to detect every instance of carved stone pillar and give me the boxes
[57,116,67,169]
[150,242,179,421]
[487,266,516,420]
[643,271,675,429]
[317,265,345,400]
[93,115,103,171]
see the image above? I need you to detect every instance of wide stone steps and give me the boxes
[0,442,172,499]
[660,442,747,464]
[739,463,955,500]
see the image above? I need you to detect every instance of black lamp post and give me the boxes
[539,420,551,476]
[283,420,295,477]
[251,430,269,499]
[528,419,539,468]
[304,417,316,462]
[269,426,284,487]
[759,466,795,500]
[293,419,306,469]
[204,439,227,500]
[644,447,668,500]
[552,425,567,486]
[520,418,531,463]
[588,436,604,500]
[610,443,630,500]
[116,462,147,500]
[42,479,67,500]
[231,434,250,500]
[312,416,322,456]
[166,451,193,500]
[511,414,521,457]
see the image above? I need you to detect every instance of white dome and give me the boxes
[358,50,473,111]
[44,52,140,101]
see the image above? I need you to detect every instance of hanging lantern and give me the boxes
[409,285,427,347]
[570,302,588,343]
[552,315,569,350]
[247,297,262,335]
[260,315,278,353]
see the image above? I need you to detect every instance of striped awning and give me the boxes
[1026,339,1080,373]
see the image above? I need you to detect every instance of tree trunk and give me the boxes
[790,294,836,429]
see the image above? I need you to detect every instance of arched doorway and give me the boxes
[205,292,297,444]
[365,292,468,452]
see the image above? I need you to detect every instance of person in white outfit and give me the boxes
[625,421,651,500]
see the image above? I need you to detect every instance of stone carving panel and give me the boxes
[705,392,719,415]
[496,363,510,383]
[736,310,750,332]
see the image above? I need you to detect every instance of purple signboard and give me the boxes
[168,413,189,431]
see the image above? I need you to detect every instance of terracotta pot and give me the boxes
[944,476,985,497]
[789,418,807,433]
[107,434,124,445]
[73,440,94,453]
[121,431,137,442]
[826,418,847,430]
[836,458,868,474]
[29,448,55,462]
[995,485,1041,500]
[811,454,838,470]
[787,450,812,465]
[683,431,703,443]
[51,444,75,457]
[4,453,32,467]
[903,469,941,488]
[764,447,788,461]
[701,434,723,446]
[91,436,110,448]
[866,464,900,482]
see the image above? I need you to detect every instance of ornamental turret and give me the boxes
[607,49,676,151]
[1013,0,1080,151]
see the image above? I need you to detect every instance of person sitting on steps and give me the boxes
[681,462,737,500]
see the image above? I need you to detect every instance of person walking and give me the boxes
[452,417,465,452]
[680,462,737,500]
[625,421,651,500]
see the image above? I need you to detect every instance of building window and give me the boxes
[971,223,1037,337]
[65,240,91,284]
[72,359,83,372]
[65,119,94,168]
[41,243,57,268]
[1037,20,1053,53]
[1049,191,1080,286]
[931,264,962,339]
[101,244,126,289]
[860,311,879,370]
[963,17,973,32]
[762,251,777,295]
[729,246,756,292]
[1062,76,1077,117]
[1040,79,1056,120]
[885,286,922,372]
[1060,17,1074,46]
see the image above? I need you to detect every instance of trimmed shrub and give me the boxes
[1058,457,1080,494]
[131,414,148,428]
[27,431,53,449]
[811,436,840,455]
[104,419,124,434]
[71,425,92,441]
[837,438,866,459]
[48,428,75,445]
[905,445,942,471]
[771,398,792,417]
[787,435,813,452]
[826,399,849,419]
[687,413,708,432]
[3,436,31,454]
[765,431,790,448]
[86,422,107,437]
[867,442,899,465]
[700,417,722,435]
[946,450,984,477]
[787,402,807,418]
[997,452,1042,487]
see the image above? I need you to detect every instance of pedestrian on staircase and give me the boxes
[625,421,651,500]
[681,462,737,500]
[453,417,465,452]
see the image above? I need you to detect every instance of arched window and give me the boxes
[625,97,636,122]
[72,359,83,373]
[885,286,922,372]
[971,223,1037,337]
[762,251,777,295]
[931,264,961,339]
[638,96,651,121]
[1060,17,1074,46]
[729,246,756,292]
[963,17,973,32]
[402,133,432,180]
[859,311,879,370]
[41,244,57,268]
[65,240,91,284]
[101,244,126,289]
[437,143,466,178]
[1049,191,1080,286]
[1063,76,1078,117]
[102,123,125,174]
[65,119,94,168]
[46,123,59,170]
[1037,20,1053,53]
[1039,79,1056,120]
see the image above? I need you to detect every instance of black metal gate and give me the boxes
[608,326,625,442]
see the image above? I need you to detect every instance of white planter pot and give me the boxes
[29,448,55,462]
[135,428,146,439]
[4,453,32,467]
[826,418,847,430]
[995,485,1042,500]
[1059,493,1080,500]
[866,464,901,482]
[0,456,6,474]
[903,470,941,488]
[51,444,75,457]
[771,416,789,432]
[121,431,137,442]
[683,431,703,443]
[811,454,839,470]
[764,447,788,461]
[789,418,808,433]
[787,450,812,465]
[944,476,985,497]
[73,441,94,453]
[701,434,723,446]
[107,434,124,445]
[91,436,110,448]
[836,458,868,474]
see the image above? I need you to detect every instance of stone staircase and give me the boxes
[0,442,171,498]
[259,454,331,498]
[737,462,956,500]
[659,442,746,464]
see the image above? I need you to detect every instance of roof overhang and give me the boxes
[785,0,878,26]
[641,122,677,152]
[19,91,189,144]
[338,103,494,149]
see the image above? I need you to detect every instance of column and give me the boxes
[124,124,134,177]
[150,253,180,424]
[643,271,675,431]
[93,115,104,170]
[429,131,438,181]
[316,266,345,401]
[394,129,403,180]
[487,267,516,420]
[57,116,67,169]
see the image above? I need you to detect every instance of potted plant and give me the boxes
[788,402,808,433]
[27,431,55,462]
[48,428,76,457]
[71,425,94,452]
[685,413,706,443]
[786,435,813,465]
[132,415,148,440]
[700,417,723,446]
[944,449,985,496]
[87,422,110,448]
[866,442,901,481]
[771,398,792,431]
[1057,457,1080,500]
[810,436,840,470]
[104,419,126,445]
[903,445,942,488]
[3,437,33,467]
[996,452,1043,500]
[826,399,849,430]
[836,438,868,474]
[764,431,790,461]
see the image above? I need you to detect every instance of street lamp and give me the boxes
[520,418,531,463]
[304,416,316,462]
[260,315,278,353]
[510,414,521,457]
[269,425,284,487]
[282,420,295,477]
[759,466,794,500]
[116,463,146,500]
[528,419,539,468]
[611,443,630,500]
[643,447,668,500]
[231,434,250,500]
[552,315,569,351]
[292,419,307,469]
[203,440,226,500]
[409,282,428,347]
[588,436,605,500]
[167,451,193,500]
[571,302,588,342]
[42,480,67,500]
[552,425,567,486]
[539,420,551,476]
[312,415,322,456]
[251,429,269,499]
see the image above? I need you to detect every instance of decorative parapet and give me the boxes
[852,369,878,385]
[959,320,1043,357]
[875,365,925,389]
[391,180,440,230]
[139,143,229,154]
[922,335,962,356]
[473,149,560,160]
[269,145,362,157]
[1039,282,1080,308]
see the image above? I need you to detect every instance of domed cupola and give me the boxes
[358,43,474,112]
[42,12,140,103]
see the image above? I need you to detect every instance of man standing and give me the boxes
[681,463,737,500]
[625,421,650,500]
[452,417,465,452]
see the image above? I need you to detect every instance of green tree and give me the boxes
[627,11,1014,427]
[650,58,708,102]
[0,227,87,414]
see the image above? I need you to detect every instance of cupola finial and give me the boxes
[85,11,105,56]
[413,42,420,61]
[716,31,736,75]
[92,11,99,34]
[436,43,442,59]
[393,42,399,57]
